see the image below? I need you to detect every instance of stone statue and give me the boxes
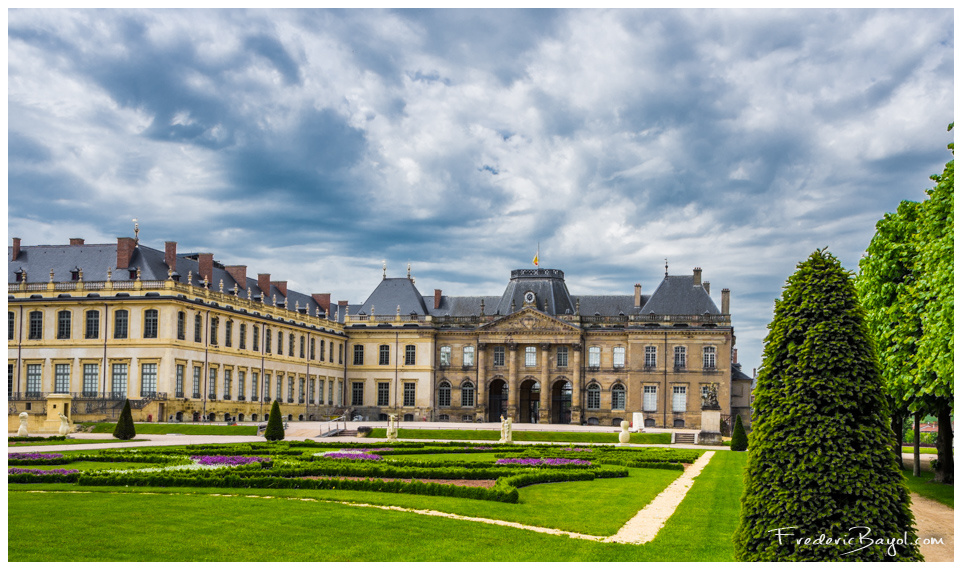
[386,414,398,441]
[499,415,513,444]
[701,382,720,410]
[58,413,71,436]
[618,420,630,446]
[17,411,29,437]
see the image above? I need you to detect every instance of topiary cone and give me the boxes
[264,400,285,441]
[113,399,136,440]
[730,414,748,451]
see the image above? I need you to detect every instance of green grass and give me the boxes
[8,438,149,446]
[82,423,258,436]
[367,428,671,444]
[902,469,954,509]
[900,446,938,455]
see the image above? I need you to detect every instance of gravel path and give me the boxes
[911,492,954,562]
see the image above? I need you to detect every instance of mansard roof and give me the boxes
[355,277,429,316]
[640,275,720,315]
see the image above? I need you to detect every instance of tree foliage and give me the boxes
[734,250,919,561]
[264,400,285,441]
[730,414,748,451]
[112,400,136,441]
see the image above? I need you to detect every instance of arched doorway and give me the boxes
[488,379,508,422]
[519,379,540,423]
[551,380,572,424]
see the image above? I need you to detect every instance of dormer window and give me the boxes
[14,269,24,282]
[128,269,137,280]
[71,271,80,281]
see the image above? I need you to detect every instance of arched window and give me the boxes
[438,381,451,407]
[586,383,601,410]
[461,381,475,408]
[612,384,626,410]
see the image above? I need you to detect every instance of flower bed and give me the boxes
[9,467,78,476]
[9,467,81,483]
[496,457,592,467]
[8,452,72,466]
[191,455,269,466]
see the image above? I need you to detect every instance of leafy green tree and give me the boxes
[734,250,919,561]
[264,400,285,441]
[112,399,136,440]
[730,414,748,451]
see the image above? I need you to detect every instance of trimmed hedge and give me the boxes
[8,436,67,443]
[9,471,81,484]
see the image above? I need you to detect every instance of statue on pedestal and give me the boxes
[58,413,71,436]
[499,415,513,443]
[386,414,398,440]
[17,412,29,437]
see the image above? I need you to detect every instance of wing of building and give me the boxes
[9,236,750,433]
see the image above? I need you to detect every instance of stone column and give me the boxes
[571,343,582,424]
[539,342,550,424]
[506,343,518,421]
[476,343,487,422]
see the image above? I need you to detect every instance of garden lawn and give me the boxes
[8,438,148,446]
[902,469,954,508]
[83,423,257,436]
[367,428,670,445]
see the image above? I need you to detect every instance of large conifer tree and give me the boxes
[733,250,920,561]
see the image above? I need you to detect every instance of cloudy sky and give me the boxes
[6,8,954,373]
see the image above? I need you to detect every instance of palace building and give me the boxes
[8,235,751,432]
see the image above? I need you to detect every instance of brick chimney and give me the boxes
[312,293,331,314]
[733,348,738,364]
[434,289,442,309]
[69,238,85,246]
[11,237,21,261]
[634,283,642,308]
[198,253,214,285]
[271,281,288,297]
[703,281,710,294]
[258,274,271,298]
[226,265,247,289]
[693,267,702,287]
[721,288,730,314]
[116,237,136,269]
[165,242,177,272]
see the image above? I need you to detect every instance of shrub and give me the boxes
[733,250,920,561]
[730,415,748,452]
[264,400,285,441]
[113,400,136,440]
[357,426,372,436]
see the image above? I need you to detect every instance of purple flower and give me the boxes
[9,468,78,475]
[496,457,591,466]
[189,455,268,466]
[8,452,63,461]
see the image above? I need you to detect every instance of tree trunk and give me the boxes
[892,411,905,470]
[933,401,954,484]
[913,411,921,478]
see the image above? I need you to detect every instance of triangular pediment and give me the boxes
[478,307,581,335]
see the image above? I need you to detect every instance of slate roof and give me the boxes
[355,277,429,316]
[732,363,753,381]
[9,242,330,318]
[639,275,720,315]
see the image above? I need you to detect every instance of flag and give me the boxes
[532,252,539,266]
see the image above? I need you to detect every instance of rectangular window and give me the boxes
[612,386,626,410]
[177,311,185,340]
[440,346,451,366]
[26,363,42,396]
[329,380,334,405]
[463,346,475,367]
[253,325,259,351]
[320,339,325,361]
[403,382,415,407]
[674,346,686,369]
[587,386,600,409]
[672,386,687,412]
[225,320,232,348]
[85,310,101,339]
[143,309,158,339]
[238,370,245,400]
[300,336,305,359]
[643,386,658,412]
[265,329,272,353]
[352,381,364,406]
[83,363,98,397]
[8,312,14,341]
[194,314,202,343]
[310,339,315,360]
[210,317,219,346]
[141,363,157,397]
[175,364,185,398]
[701,384,710,404]
[29,311,43,340]
[461,383,475,407]
[613,347,626,368]
[111,363,128,397]
[556,346,568,368]
[524,346,536,367]
[493,346,505,367]
[288,334,294,357]
[703,347,717,369]
[645,346,657,368]
[193,366,201,398]
[277,376,283,401]
[264,374,271,401]
[319,379,325,405]
[239,323,246,350]
[57,310,71,339]
[377,382,390,406]
[209,369,217,399]
[438,383,450,407]
[308,378,315,403]
[54,363,70,393]
[405,345,416,366]
[353,344,364,365]
[223,369,232,400]
[379,344,390,366]
[338,344,342,364]
[251,371,259,402]
[588,346,601,368]
[288,376,295,403]
[114,310,128,339]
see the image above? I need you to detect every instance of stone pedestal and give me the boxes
[43,394,73,434]
[632,412,645,432]
[698,408,721,445]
